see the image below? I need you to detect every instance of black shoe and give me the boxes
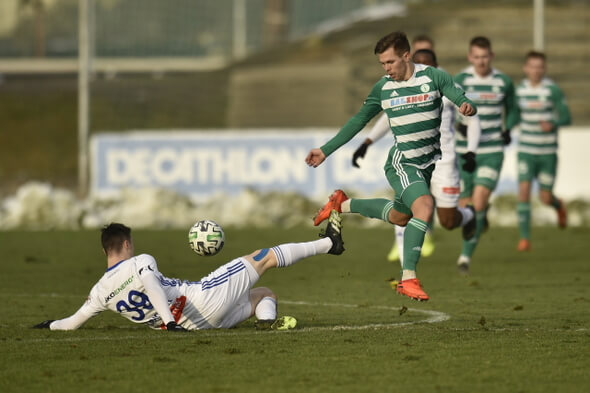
[462,205,476,240]
[320,210,345,255]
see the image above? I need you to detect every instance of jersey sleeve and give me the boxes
[136,254,175,326]
[320,79,384,157]
[503,76,520,130]
[50,284,106,330]
[551,85,572,127]
[433,68,475,111]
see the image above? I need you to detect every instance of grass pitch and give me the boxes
[1,226,589,393]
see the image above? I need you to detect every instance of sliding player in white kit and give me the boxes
[33,217,344,332]
[352,49,481,267]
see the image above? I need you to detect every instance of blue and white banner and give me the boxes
[90,128,589,200]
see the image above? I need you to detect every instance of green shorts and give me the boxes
[384,150,434,216]
[518,152,557,190]
[459,152,504,198]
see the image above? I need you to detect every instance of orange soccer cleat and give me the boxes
[557,200,567,229]
[396,278,429,301]
[517,238,531,252]
[313,189,349,226]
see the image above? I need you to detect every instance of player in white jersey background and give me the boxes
[33,217,344,331]
[352,47,481,269]
[515,50,570,252]
[454,36,520,274]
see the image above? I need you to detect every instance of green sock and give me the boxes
[461,210,486,258]
[402,218,428,271]
[517,202,531,240]
[350,198,394,222]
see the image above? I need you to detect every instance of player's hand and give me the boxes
[461,152,476,173]
[459,102,476,116]
[305,148,326,168]
[166,321,187,332]
[33,320,55,329]
[539,120,555,133]
[501,130,512,145]
[352,142,370,168]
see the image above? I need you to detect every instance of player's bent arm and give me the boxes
[432,68,476,114]
[139,269,175,326]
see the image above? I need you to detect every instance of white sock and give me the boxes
[402,269,417,281]
[395,225,405,267]
[458,206,474,226]
[255,296,277,321]
[341,199,351,213]
[272,239,331,268]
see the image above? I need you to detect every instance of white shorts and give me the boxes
[430,158,460,208]
[180,258,260,329]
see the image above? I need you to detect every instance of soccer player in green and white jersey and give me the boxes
[515,50,571,252]
[305,31,477,301]
[454,36,519,274]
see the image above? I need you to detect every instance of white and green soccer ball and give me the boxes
[188,220,225,256]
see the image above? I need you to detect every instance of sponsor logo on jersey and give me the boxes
[520,99,547,109]
[104,275,135,303]
[390,90,399,97]
[389,92,435,108]
[466,91,503,102]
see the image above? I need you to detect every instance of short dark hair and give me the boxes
[101,223,131,255]
[375,31,410,56]
[412,49,438,67]
[470,36,492,50]
[412,34,434,47]
[525,50,546,62]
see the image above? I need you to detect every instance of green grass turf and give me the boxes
[1,226,589,393]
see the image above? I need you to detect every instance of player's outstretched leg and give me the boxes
[313,190,349,226]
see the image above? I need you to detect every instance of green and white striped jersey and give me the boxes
[321,64,474,168]
[454,66,518,155]
[516,78,571,155]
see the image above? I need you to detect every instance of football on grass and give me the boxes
[188,220,225,256]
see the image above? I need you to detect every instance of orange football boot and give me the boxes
[396,278,429,301]
[313,189,349,226]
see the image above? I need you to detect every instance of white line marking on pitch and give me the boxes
[280,299,450,331]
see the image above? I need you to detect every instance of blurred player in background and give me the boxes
[412,34,435,53]
[34,216,344,331]
[306,31,477,301]
[351,49,480,274]
[515,50,571,251]
[352,35,439,262]
[454,36,519,274]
